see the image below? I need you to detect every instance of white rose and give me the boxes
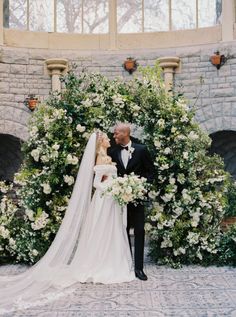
[76,124,86,133]
[154,140,161,148]
[133,104,140,112]
[32,249,39,256]
[63,175,75,186]
[41,155,50,163]
[52,143,60,150]
[164,147,171,154]
[183,152,189,159]
[25,209,34,221]
[66,154,79,165]
[31,149,40,162]
[41,183,51,194]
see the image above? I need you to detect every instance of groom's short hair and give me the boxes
[114,123,131,135]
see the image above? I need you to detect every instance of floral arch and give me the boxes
[0,64,233,267]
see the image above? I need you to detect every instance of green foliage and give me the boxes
[216,224,236,266]
[0,63,234,267]
[224,178,236,217]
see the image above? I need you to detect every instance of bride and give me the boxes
[0,131,135,313]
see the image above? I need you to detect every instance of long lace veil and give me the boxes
[0,132,97,313]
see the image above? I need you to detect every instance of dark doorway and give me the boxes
[0,134,23,181]
[209,130,236,179]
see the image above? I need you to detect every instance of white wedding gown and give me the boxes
[72,164,135,284]
[0,134,134,314]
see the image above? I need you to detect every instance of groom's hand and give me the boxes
[102,175,108,182]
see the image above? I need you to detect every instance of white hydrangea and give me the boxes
[112,95,124,107]
[187,232,200,245]
[157,118,165,128]
[161,237,173,248]
[31,211,49,230]
[81,99,93,107]
[0,225,10,239]
[188,131,199,140]
[29,126,38,138]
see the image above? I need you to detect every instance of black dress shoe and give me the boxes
[135,269,148,281]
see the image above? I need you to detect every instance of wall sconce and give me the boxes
[123,57,138,74]
[210,51,227,70]
[24,94,39,111]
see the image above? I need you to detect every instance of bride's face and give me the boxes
[101,135,111,149]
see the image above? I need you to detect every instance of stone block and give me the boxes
[27,65,44,75]
[0,51,29,65]
[212,103,223,117]
[204,118,217,133]
[14,95,26,102]
[9,87,29,95]
[0,63,10,73]
[0,81,9,93]
[10,64,27,74]
[223,102,232,116]
[203,105,214,120]
[210,88,234,98]
[222,116,232,130]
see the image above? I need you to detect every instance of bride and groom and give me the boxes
[0,123,154,311]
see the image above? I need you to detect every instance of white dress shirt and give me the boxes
[121,141,132,168]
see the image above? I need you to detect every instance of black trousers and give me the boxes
[127,203,145,270]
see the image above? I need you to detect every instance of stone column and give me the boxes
[0,0,3,45]
[158,57,180,93]
[221,0,235,42]
[109,0,117,50]
[45,59,68,93]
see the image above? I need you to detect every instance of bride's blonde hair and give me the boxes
[96,131,108,154]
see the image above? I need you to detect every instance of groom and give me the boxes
[108,123,154,281]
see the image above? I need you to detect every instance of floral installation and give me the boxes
[102,173,149,207]
[0,63,233,266]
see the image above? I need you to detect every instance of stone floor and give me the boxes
[0,255,236,317]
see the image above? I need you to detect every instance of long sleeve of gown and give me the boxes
[93,170,106,190]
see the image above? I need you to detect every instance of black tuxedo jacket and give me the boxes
[108,142,155,184]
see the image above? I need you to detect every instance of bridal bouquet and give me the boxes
[103,173,149,207]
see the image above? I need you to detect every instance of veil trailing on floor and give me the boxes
[0,132,97,313]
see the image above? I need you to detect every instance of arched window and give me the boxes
[6,0,222,33]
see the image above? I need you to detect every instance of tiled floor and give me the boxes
[0,256,236,317]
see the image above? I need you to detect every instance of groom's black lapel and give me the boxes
[126,142,137,171]
[117,148,125,169]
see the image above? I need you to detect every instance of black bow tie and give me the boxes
[119,145,129,151]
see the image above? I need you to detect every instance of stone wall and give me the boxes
[0,42,236,140]
[0,41,236,176]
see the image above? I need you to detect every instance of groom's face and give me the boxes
[113,128,126,145]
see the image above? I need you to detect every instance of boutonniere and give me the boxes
[129,147,135,159]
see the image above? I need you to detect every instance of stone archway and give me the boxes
[209,130,236,179]
[0,134,23,181]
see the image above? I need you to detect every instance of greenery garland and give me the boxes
[0,63,234,267]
